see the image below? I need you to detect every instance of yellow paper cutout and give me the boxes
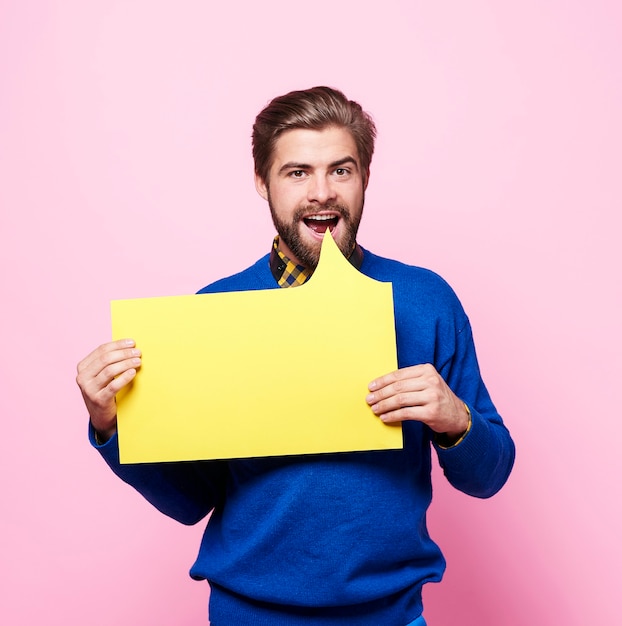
[112,231,401,463]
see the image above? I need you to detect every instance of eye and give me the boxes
[289,170,306,178]
[334,167,349,176]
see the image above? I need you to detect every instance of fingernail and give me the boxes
[368,380,377,391]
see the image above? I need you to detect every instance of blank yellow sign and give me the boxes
[112,232,401,463]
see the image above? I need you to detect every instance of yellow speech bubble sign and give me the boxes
[112,232,401,463]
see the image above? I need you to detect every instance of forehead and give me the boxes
[271,127,360,168]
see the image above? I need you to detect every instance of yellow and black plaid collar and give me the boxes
[268,236,364,288]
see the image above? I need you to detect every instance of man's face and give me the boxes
[255,126,368,269]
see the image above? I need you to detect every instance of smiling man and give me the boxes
[77,86,515,626]
[256,125,365,270]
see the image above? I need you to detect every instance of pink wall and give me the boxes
[2,1,620,624]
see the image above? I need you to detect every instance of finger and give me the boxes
[368,363,429,393]
[77,339,137,374]
[99,366,138,399]
[77,352,141,402]
[367,388,427,417]
[366,374,429,408]
[368,369,400,393]
[77,346,141,388]
[93,355,142,390]
[373,405,424,424]
[80,364,138,424]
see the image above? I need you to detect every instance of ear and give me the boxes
[363,168,371,190]
[254,173,269,201]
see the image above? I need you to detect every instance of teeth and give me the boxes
[306,214,336,221]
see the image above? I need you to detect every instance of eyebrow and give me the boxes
[278,156,360,175]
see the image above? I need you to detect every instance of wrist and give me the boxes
[92,422,116,445]
[436,403,472,449]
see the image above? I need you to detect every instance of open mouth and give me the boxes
[303,214,340,234]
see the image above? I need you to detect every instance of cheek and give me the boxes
[346,188,364,210]
[275,188,303,212]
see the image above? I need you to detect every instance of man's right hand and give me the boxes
[76,339,141,443]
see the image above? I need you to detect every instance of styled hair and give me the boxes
[252,86,376,186]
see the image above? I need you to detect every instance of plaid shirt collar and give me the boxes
[269,236,364,288]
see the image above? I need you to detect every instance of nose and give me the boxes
[307,174,337,205]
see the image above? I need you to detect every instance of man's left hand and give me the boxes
[366,363,470,439]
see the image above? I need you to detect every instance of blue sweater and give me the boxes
[93,248,515,625]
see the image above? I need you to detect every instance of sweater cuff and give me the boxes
[433,406,490,465]
[88,421,118,449]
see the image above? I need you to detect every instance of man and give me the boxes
[77,86,515,626]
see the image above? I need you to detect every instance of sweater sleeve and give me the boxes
[87,260,271,525]
[90,423,227,525]
[433,320,515,499]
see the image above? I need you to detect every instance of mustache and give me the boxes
[293,204,351,221]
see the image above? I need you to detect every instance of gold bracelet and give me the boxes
[436,403,472,449]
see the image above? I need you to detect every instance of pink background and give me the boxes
[1,1,620,624]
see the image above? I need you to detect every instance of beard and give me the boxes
[268,199,363,270]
